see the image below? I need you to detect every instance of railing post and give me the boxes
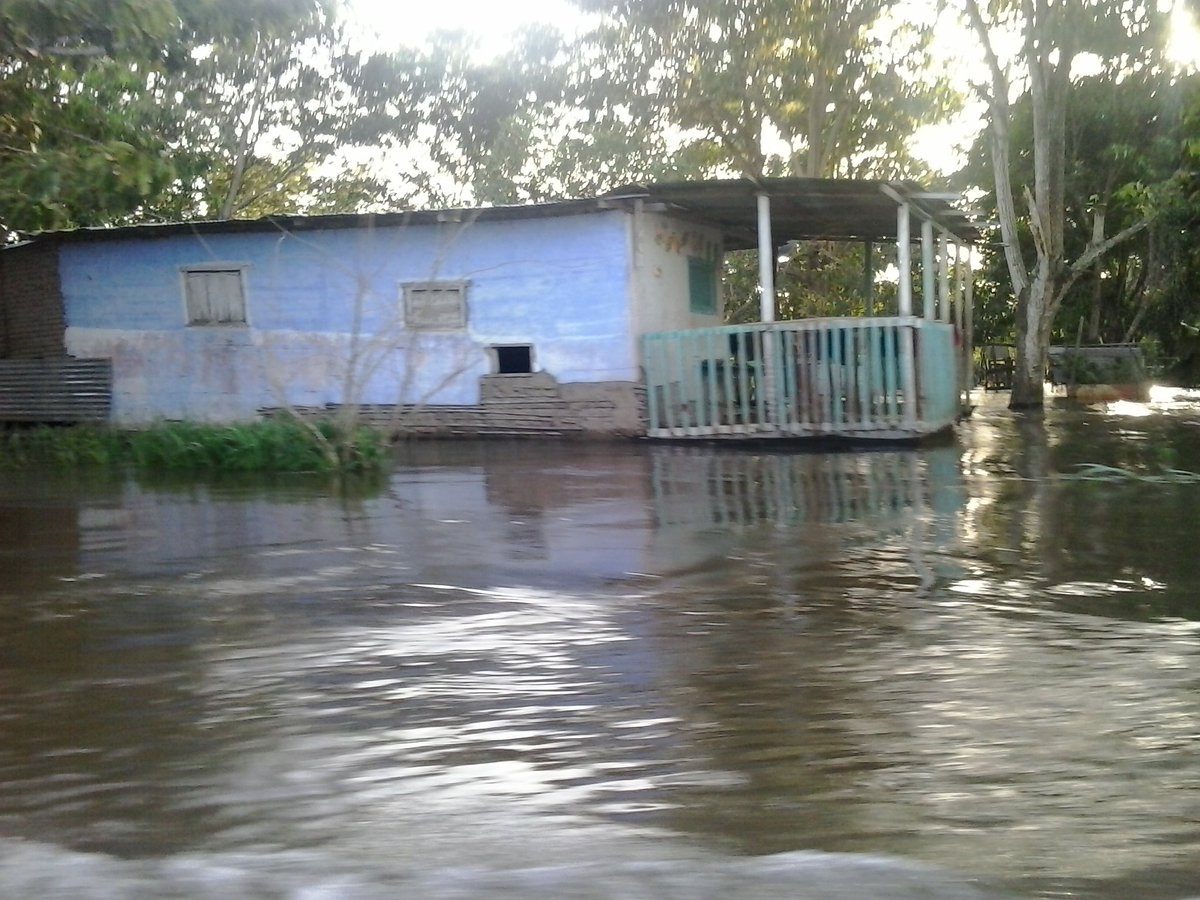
[901,323,918,427]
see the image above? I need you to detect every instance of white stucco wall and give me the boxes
[628,209,725,339]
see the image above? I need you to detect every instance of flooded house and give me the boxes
[0,177,978,440]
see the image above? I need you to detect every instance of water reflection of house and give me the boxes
[0,178,977,442]
[648,446,963,528]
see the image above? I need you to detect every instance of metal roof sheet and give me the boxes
[603,177,979,248]
[9,177,977,249]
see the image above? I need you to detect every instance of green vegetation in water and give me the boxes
[1059,463,1200,483]
[0,420,388,473]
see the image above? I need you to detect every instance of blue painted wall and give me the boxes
[60,210,637,423]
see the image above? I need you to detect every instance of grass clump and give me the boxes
[0,425,126,467]
[1,420,388,473]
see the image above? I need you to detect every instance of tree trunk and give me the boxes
[1086,207,1106,342]
[1011,282,1049,407]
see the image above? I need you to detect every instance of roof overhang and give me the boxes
[602,177,980,250]
[7,177,979,251]
[11,199,606,246]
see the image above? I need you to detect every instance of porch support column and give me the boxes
[891,195,917,427]
[756,192,776,323]
[921,218,935,320]
[863,240,875,316]
[938,231,951,323]
[954,242,967,399]
[964,245,976,389]
[896,203,912,316]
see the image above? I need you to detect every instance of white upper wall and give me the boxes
[628,208,725,339]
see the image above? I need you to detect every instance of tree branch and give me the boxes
[1057,217,1151,307]
[964,0,1031,300]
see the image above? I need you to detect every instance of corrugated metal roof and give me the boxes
[14,198,605,244]
[603,177,980,248]
[8,177,978,249]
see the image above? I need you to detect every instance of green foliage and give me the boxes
[0,0,418,235]
[0,421,388,473]
[961,0,1173,406]
[144,3,421,220]
[960,63,1200,353]
[571,0,959,180]
[403,0,968,205]
[390,26,678,206]
[721,241,904,325]
[0,424,125,467]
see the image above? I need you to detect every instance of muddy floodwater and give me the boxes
[2,390,1200,899]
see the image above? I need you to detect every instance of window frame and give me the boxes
[181,263,250,327]
[402,280,469,331]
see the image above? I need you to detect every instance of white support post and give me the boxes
[863,240,874,317]
[756,191,778,424]
[964,246,975,389]
[938,232,950,323]
[896,203,912,317]
[954,243,967,401]
[921,219,935,320]
[756,192,775,324]
[894,201,918,426]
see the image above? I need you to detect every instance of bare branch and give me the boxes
[1067,218,1150,279]
[1055,218,1152,311]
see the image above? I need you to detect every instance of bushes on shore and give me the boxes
[0,420,388,473]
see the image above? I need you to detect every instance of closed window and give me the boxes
[403,281,468,330]
[688,256,717,315]
[184,268,247,326]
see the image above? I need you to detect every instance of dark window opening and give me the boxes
[688,255,718,315]
[494,344,533,374]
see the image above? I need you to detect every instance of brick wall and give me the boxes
[265,373,648,439]
[0,242,65,359]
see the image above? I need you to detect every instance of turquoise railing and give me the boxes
[641,317,958,439]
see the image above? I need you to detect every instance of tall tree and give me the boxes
[961,68,1192,348]
[0,0,188,236]
[141,1,423,220]
[0,0,378,235]
[963,0,1166,408]
[572,0,958,179]
[391,27,676,207]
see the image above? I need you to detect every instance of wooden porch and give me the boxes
[643,317,958,440]
[616,178,978,443]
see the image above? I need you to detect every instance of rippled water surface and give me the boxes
[2,390,1200,898]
